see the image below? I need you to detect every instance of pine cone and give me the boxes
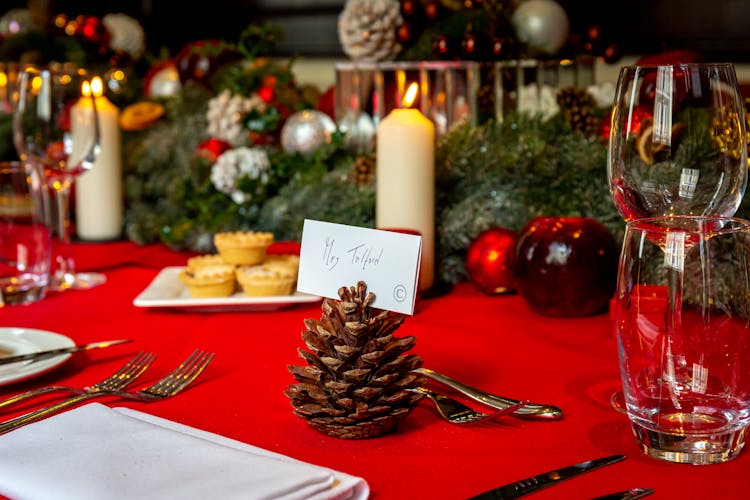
[286,281,425,439]
[556,86,600,138]
[338,0,403,61]
[102,13,145,60]
[348,154,376,186]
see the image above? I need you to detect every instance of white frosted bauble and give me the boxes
[281,110,337,157]
[147,65,182,98]
[511,0,570,56]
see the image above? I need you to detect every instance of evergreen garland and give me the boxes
[119,86,750,286]
[435,113,624,284]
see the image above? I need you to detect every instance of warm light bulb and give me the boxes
[403,82,418,108]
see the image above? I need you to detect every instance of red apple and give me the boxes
[514,216,619,317]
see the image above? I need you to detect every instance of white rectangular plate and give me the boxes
[133,267,321,312]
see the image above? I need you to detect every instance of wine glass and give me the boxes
[12,63,104,291]
[607,64,749,417]
[607,63,747,222]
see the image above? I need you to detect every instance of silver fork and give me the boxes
[411,387,526,425]
[0,349,214,435]
[0,352,157,412]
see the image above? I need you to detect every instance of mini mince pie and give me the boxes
[178,264,236,298]
[213,231,274,266]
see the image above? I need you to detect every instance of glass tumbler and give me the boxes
[0,161,51,305]
[612,215,750,464]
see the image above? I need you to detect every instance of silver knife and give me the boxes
[591,487,655,500]
[468,454,627,499]
[0,339,133,365]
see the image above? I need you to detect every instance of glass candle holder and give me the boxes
[334,60,479,152]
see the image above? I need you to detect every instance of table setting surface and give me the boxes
[1,241,748,499]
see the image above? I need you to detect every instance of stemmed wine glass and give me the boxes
[12,63,104,291]
[606,63,749,418]
[608,63,747,222]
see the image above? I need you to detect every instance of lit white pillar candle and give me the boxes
[72,76,123,240]
[376,83,435,291]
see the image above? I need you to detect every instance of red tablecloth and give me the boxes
[1,241,748,499]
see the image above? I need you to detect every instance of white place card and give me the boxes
[297,219,422,315]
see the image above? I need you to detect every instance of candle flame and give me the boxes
[81,80,91,97]
[90,76,103,97]
[31,75,42,94]
[403,82,418,108]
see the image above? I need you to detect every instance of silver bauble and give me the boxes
[511,0,570,56]
[281,110,337,157]
[337,109,376,153]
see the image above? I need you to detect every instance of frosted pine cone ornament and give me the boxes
[286,282,425,439]
[337,0,403,61]
[102,13,145,60]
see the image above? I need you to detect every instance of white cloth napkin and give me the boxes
[0,403,369,500]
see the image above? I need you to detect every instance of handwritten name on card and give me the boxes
[297,219,422,315]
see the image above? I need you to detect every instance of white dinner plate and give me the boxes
[0,328,75,386]
[133,266,322,312]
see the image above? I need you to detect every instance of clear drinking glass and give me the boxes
[606,63,750,427]
[11,63,104,291]
[607,63,748,222]
[0,160,52,305]
[612,216,750,464]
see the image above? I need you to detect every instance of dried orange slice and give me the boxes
[120,101,165,131]
[637,121,656,164]
[637,118,673,164]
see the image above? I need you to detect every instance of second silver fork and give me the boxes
[411,387,525,425]
[0,352,157,412]
[413,367,564,420]
[0,349,214,434]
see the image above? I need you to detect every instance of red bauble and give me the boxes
[397,21,414,44]
[401,0,420,18]
[257,85,275,103]
[514,217,618,317]
[424,0,442,20]
[432,34,455,59]
[465,227,518,294]
[197,138,232,162]
[175,39,238,88]
[461,32,491,60]
[602,43,621,64]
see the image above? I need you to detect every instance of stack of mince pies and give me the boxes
[178,231,300,298]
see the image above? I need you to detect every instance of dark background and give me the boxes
[5,0,750,61]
